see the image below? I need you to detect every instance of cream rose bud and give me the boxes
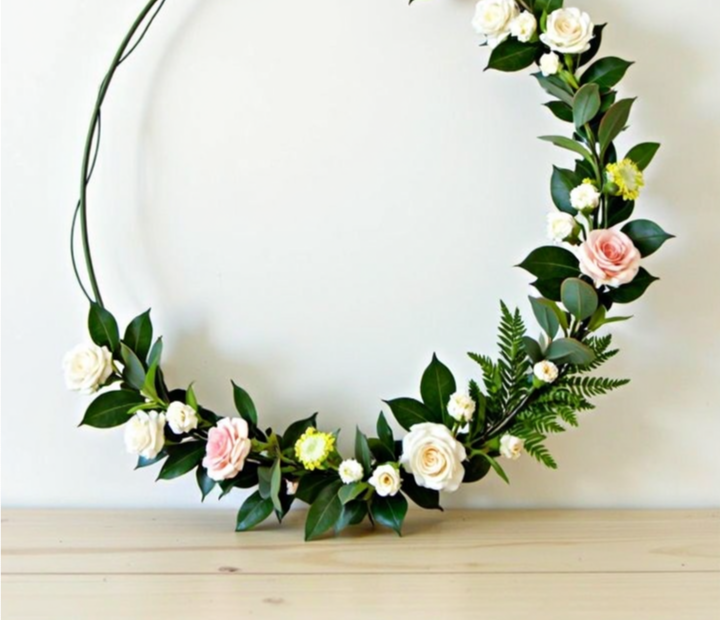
[578,229,641,287]
[499,434,524,460]
[368,464,402,497]
[124,411,166,459]
[285,479,298,496]
[534,360,559,384]
[400,423,467,493]
[546,212,577,242]
[510,11,537,43]
[165,401,199,434]
[472,0,519,48]
[539,52,560,76]
[570,183,601,211]
[447,392,476,423]
[540,8,594,54]
[63,343,113,394]
[339,458,365,484]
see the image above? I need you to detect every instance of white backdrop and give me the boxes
[2,0,719,509]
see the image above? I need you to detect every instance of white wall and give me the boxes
[2,0,719,510]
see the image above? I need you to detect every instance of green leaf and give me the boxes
[607,197,635,227]
[196,466,215,501]
[477,452,510,484]
[463,454,492,483]
[368,438,396,463]
[587,305,633,332]
[120,343,146,391]
[335,500,368,533]
[622,219,674,257]
[534,73,574,105]
[420,354,457,421]
[561,278,599,321]
[522,336,543,364]
[544,101,574,123]
[186,383,198,410]
[304,481,343,541]
[157,441,206,480]
[573,83,601,130]
[539,135,596,167]
[88,303,120,353]
[295,471,335,504]
[236,490,274,532]
[376,411,394,451]
[281,413,318,450]
[581,57,633,89]
[529,296,560,339]
[486,39,538,72]
[269,458,283,513]
[518,246,580,280]
[625,143,660,171]
[338,482,369,505]
[598,98,636,156]
[545,338,596,366]
[400,472,442,510]
[135,450,167,469]
[608,267,659,304]
[231,381,258,427]
[354,427,373,475]
[531,277,565,302]
[550,167,580,214]
[123,309,153,362]
[370,494,408,536]
[147,337,163,368]
[80,389,144,428]
[578,24,606,67]
[535,0,562,14]
[384,398,439,431]
[258,466,272,499]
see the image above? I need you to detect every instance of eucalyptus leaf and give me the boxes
[561,278,599,321]
[545,338,596,366]
[522,336,544,364]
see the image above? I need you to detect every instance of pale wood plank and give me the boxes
[3,509,719,575]
[3,573,719,620]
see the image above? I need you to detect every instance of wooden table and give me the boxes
[2,509,719,619]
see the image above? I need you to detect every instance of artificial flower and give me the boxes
[447,392,476,423]
[606,159,644,201]
[578,229,641,287]
[400,423,467,492]
[338,458,365,484]
[295,427,335,471]
[124,410,166,459]
[539,52,560,76]
[472,0,519,48]
[499,434,524,460]
[203,418,252,481]
[63,343,113,394]
[534,360,559,383]
[368,463,402,497]
[570,180,601,212]
[546,212,579,242]
[540,8,594,54]
[166,401,199,434]
[510,11,537,43]
[285,479,298,496]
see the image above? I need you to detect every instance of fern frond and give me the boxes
[559,376,630,399]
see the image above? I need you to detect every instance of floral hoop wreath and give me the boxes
[66,0,673,540]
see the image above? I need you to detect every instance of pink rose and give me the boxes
[578,229,641,287]
[202,418,252,481]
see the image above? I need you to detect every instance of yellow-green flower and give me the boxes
[295,427,335,470]
[606,159,644,201]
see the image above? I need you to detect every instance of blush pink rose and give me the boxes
[578,229,641,287]
[203,418,252,481]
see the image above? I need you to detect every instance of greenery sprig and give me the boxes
[65,0,672,540]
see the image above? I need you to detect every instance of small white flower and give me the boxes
[570,183,601,211]
[63,343,113,394]
[447,392,476,423]
[472,0,519,48]
[400,423,467,493]
[546,212,577,242]
[539,52,560,77]
[338,459,365,484]
[510,11,537,43]
[285,479,298,496]
[499,434,524,460]
[368,464,402,497]
[540,8,595,54]
[124,411,166,459]
[165,401,199,435]
[534,360,559,384]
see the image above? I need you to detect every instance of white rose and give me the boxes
[339,458,365,484]
[546,212,577,242]
[510,11,537,43]
[63,343,113,394]
[534,360,559,383]
[540,8,594,54]
[124,411,166,459]
[539,52,560,76]
[368,464,402,497]
[499,434,524,460]
[472,0,519,49]
[400,423,467,493]
[166,401,199,435]
[447,392,476,423]
[570,183,601,211]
